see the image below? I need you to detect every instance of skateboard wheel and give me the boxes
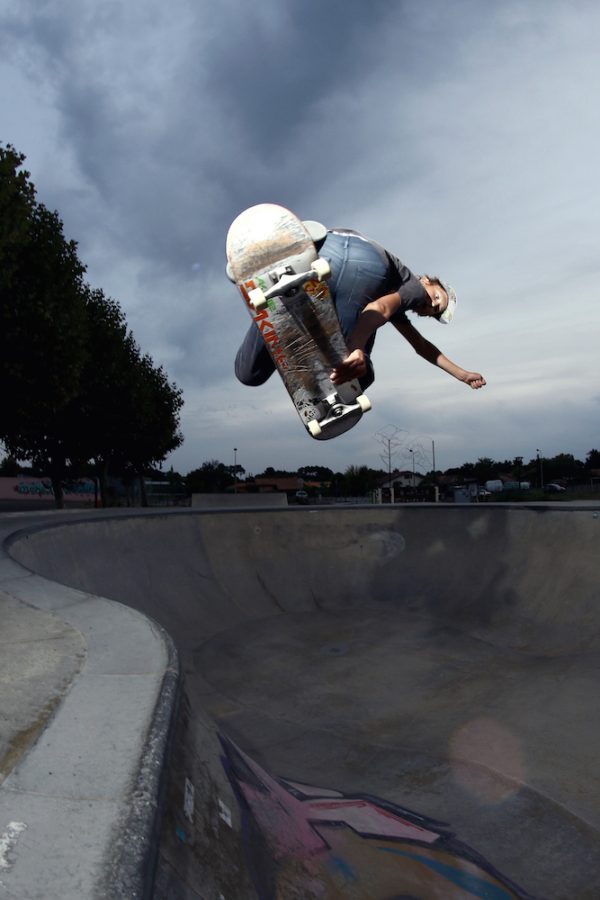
[312,258,331,280]
[249,287,268,310]
[308,419,322,437]
[357,394,372,412]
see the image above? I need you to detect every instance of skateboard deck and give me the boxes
[226,203,371,440]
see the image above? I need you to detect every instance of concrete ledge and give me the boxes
[0,512,180,899]
[191,492,287,508]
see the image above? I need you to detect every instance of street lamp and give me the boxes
[233,447,238,493]
[409,448,415,487]
[536,449,544,490]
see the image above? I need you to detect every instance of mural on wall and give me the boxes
[0,477,96,502]
[219,735,539,900]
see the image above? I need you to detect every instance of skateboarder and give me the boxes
[234,225,486,392]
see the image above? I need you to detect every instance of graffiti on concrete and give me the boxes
[0,477,96,501]
[15,479,95,496]
[219,735,538,899]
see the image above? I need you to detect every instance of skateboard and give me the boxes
[226,203,371,440]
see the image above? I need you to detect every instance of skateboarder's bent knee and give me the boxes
[235,330,275,385]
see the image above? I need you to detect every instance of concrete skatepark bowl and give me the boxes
[0,503,599,898]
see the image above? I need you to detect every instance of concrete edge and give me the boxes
[0,514,182,900]
[102,627,180,900]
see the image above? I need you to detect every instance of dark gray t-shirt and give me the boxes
[384,250,427,325]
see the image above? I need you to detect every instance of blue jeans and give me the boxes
[234,231,392,388]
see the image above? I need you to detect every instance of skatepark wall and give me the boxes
[0,475,98,510]
[2,504,599,898]
[13,505,598,655]
[191,492,288,508]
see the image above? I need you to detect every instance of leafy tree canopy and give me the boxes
[0,144,184,506]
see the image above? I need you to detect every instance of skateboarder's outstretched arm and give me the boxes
[331,293,486,389]
[393,319,486,389]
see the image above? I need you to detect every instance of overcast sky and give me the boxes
[1,0,599,477]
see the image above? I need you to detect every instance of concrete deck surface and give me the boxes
[0,504,599,898]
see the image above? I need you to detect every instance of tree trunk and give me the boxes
[139,473,148,508]
[51,475,65,509]
[97,459,109,508]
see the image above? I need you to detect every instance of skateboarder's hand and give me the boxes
[331,349,368,385]
[463,371,486,389]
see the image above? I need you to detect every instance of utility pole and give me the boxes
[374,426,407,504]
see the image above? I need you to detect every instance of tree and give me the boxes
[585,449,600,470]
[297,465,334,480]
[0,147,184,507]
[104,352,184,505]
[543,453,584,483]
[341,465,382,497]
[0,454,20,476]
[0,145,36,289]
[65,287,141,504]
[0,158,89,506]
[445,461,476,481]
[471,457,497,483]
[186,461,233,494]
[257,466,295,478]
[164,467,185,487]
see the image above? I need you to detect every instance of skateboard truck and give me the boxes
[249,258,331,310]
[307,391,372,437]
[269,265,295,283]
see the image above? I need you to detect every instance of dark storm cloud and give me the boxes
[1,0,434,394]
[2,0,445,295]
[1,0,406,272]
[2,0,600,475]
[192,1,400,208]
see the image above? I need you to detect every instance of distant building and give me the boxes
[248,476,304,494]
[380,470,424,491]
[373,470,436,504]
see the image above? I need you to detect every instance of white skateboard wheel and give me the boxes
[357,394,371,412]
[249,287,268,310]
[308,419,322,437]
[312,258,331,280]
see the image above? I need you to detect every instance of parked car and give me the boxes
[544,483,566,493]
[478,487,492,497]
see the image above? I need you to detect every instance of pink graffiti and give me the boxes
[229,742,438,861]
